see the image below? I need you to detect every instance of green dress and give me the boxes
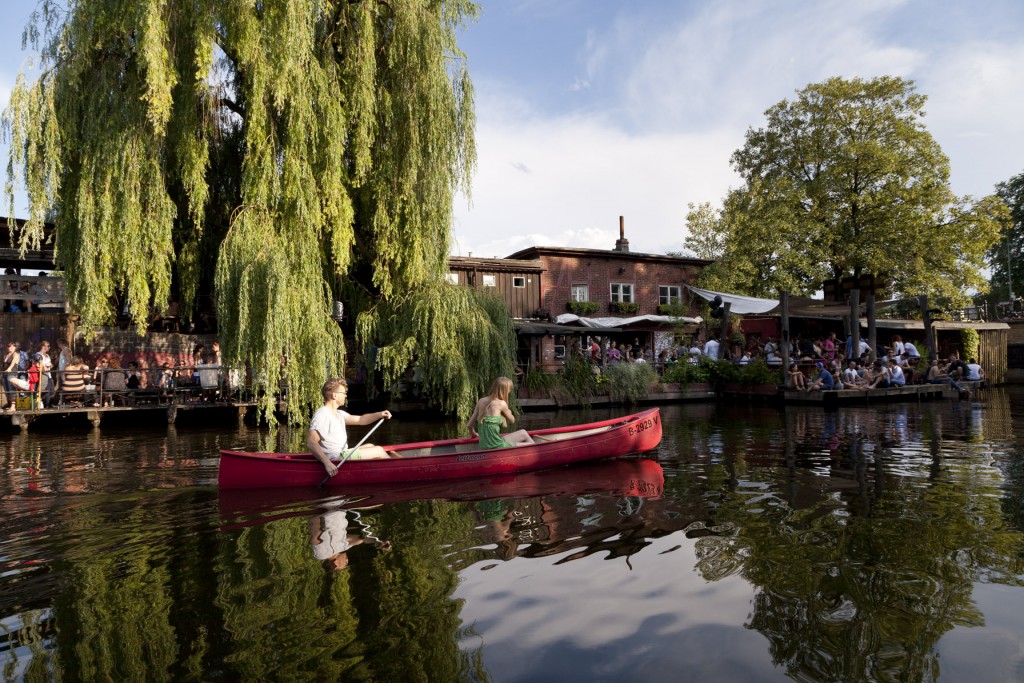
[478,415,514,449]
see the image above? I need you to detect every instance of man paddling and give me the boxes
[308,377,397,478]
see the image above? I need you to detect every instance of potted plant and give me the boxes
[608,301,640,315]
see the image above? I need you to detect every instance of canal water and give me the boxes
[3,389,1024,682]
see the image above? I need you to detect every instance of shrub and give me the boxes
[566,301,600,316]
[662,360,710,385]
[554,356,598,405]
[704,358,739,387]
[960,327,980,362]
[737,359,782,385]
[524,368,557,393]
[608,301,640,315]
[603,362,657,404]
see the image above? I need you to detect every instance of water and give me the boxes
[3,390,1024,682]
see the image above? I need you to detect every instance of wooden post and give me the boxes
[920,295,936,361]
[849,289,861,361]
[719,302,731,359]
[866,294,877,362]
[780,291,791,371]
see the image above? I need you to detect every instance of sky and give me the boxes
[1,0,1022,261]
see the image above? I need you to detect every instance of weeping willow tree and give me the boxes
[4,0,515,421]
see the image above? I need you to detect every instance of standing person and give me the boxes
[308,377,396,478]
[37,341,53,400]
[703,335,720,360]
[55,339,72,390]
[191,343,205,385]
[466,377,535,449]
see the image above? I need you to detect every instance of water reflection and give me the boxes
[3,393,1024,680]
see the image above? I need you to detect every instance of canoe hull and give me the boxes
[218,407,663,489]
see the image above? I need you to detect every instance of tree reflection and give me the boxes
[671,402,1024,681]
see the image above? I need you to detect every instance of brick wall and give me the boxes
[539,254,702,317]
[71,328,218,368]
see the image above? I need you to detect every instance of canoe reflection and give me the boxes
[220,459,665,567]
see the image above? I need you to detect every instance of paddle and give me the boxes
[318,417,386,489]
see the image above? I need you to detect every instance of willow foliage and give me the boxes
[4,0,502,421]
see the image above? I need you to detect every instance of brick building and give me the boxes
[450,218,711,371]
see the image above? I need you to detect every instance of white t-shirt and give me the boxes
[310,406,350,457]
[704,339,720,360]
[843,367,859,384]
[965,363,983,381]
[904,342,921,358]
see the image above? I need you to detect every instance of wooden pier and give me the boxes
[3,400,257,431]
[783,381,982,405]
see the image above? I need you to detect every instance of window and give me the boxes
[659,285,681,305]
[571,284,589,302]
[554,345,566,359]
[482,274,496,287]
[610,283,634,303]
[513,276,526,288]
[445,272,459,285]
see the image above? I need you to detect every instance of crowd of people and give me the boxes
[559,330,985,398]
[0,339,225,411]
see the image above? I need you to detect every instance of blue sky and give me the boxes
[2,1,1022,260]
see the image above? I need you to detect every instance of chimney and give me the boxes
[614,215,630,252]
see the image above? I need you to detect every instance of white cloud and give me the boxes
[452,100,742,258]
[454,0,1024,260]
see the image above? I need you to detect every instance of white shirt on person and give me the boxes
[904,342,921,358]
[310,406,351,457]
[703,339,720,360]
[965,363,983,381]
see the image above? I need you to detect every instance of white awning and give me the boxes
[687,285,853,317]
[687,286,780,315]
[555,313,701,328]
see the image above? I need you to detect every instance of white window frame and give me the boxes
[512,276,526,288]
[659,285,681,306]
[482,274,496,287]
[610,283,634,303]
[445,272,460,285]
[571,284,589,302]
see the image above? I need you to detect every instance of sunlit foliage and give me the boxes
[3,0,506,421]
[684,76,1008,305]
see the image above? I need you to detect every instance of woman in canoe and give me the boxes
[466,377,535,448]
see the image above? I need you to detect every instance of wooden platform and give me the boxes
[3,400,257,430]
[783,381,982,405]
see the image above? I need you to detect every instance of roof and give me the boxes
[448,256,545,272]
[505,245,711,267]
[514,321,623,335]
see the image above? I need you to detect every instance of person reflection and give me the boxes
[309,507,390,571]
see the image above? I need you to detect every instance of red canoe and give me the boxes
[218,407,663,489]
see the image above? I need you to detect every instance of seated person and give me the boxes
[786,366,807,391]
[58,357,92,404]
[466,377,535,448]
[887,358,906,387]
[868,360,893,389]
[964,359,984,382]
[101,357,129,406]
[926,359,968,397]
[806,362,835,391]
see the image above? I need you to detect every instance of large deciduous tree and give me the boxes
[986,170,1024,302]
[684,76,1007,304]
[4,0,515,421]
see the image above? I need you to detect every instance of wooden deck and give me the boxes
[783,381,983,405]
[3,400,257,430]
